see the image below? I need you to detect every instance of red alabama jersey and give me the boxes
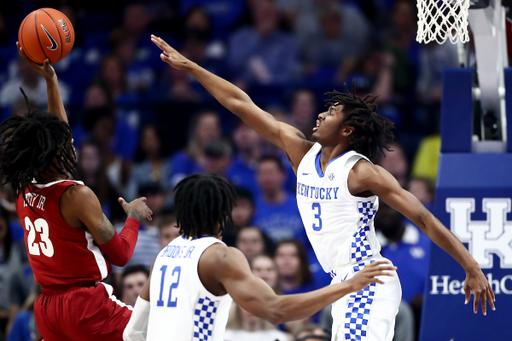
[16,180,111,289]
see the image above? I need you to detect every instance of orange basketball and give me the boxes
[18,8,75,64]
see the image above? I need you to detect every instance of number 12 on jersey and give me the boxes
[157,265,181,308]
[312,203,322,231]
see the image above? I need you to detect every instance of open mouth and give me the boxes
[312,120,320,132]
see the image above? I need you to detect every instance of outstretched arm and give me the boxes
[208,245,395,325]
[16,42,67,123]
[151,35,313,171]
[348,161,496,315]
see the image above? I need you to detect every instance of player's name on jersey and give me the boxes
[23,193,46,211]
[296,182,340,200]
[160,244,195,259]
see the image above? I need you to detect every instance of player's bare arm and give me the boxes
[151,35,313,172]
[16,42,68,124]
[202,243,395,324]
[60,186,152,243]
[347,160,496,315]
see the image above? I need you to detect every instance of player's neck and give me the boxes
[319,144,350,171]
[38,172,68,185]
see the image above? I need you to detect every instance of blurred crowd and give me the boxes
[0,0,452,340]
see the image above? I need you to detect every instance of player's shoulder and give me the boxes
[202,243,248,273]
[60,183,99,206]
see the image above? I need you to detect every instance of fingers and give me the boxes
[474,290,480,314]
[464,285,471,305]
[372,278,385,285]
[488,288,496,312]
[118,197,128,207]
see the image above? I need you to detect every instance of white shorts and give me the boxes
[330,256,401,341]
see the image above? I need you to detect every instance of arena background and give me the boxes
[0,1,509,341]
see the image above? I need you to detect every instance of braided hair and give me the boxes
[174,173,237,239]
[0,108,76,205]
[325,83,394,161]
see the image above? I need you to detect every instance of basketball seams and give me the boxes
[34,10,50,62]
[19,14,37,64]
[40,8,63,62]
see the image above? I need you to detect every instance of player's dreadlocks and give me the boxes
[0,101,76,205]
[325,83,394,161]
[174,173,237,239]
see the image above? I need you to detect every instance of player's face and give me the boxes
[274,244,300,277]
[311,105,346,146]
[122,272,148,307]
[252,256,279,289]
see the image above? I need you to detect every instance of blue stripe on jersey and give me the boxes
[193,297,219,341]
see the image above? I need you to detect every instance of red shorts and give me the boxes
[35,283,132,341]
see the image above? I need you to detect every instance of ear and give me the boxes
[341,125,355,137]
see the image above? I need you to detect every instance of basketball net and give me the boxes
[416,0,470,44]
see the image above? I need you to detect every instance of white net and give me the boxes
[416,0,470,44]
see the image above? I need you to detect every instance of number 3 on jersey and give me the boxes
[24,217,54,257]
[157,265,181,308]
[312,203,322,231]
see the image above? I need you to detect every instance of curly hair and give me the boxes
[174,173,237,239]
[325,83,394,161]
[0,109,76,205]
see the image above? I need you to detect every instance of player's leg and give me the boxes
[331,260,401,341]
[71,283,133,341]
[33,294,73,341]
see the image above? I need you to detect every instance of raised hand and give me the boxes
[150,34,191,70]
[118,197,153,222]
[345,260,396,293]
[464,266,496,315]
[16,41,56,81]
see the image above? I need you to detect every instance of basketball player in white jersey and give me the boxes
[151,35,496,340]
[123,173,396,341]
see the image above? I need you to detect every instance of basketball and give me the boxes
[18,8,75,64]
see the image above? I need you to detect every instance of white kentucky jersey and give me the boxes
[296,143,381,273]
[147,236,232,341]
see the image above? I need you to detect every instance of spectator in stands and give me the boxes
[222,187,256,247]
[235,227,266,262]
[138,183,167,227]
[250,254,282,294]
[375,202,429,305]
[226,121,263,197]
[74,141,124,222]
[158,215,180,248]
[295,324,330,341]
[179,0,245,39]
[0,205,13,336]
[384,0,420,100]
[225,303,290,341]
[6,284,42,341]
[346,44,396,104]
[274,240,315,295]
[377,142,409,188]
[169,111,221,187]
[121,265,150,307]
[289,89,317,139]
[203,138,233,177]
[0,57,70,109]
[229,0,297,85]
[110,28,155,94]
[97,54,131,101]
[299,3,367,82]
[252,156,305,245]
[411,134,440,184]
[126,124,172,202]
[407,177,434,210]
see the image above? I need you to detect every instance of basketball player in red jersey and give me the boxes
[0,43,153,341]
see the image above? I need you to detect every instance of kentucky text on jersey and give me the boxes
[160,244,195,259]
[23,193,46,211]
[296,181,339,200]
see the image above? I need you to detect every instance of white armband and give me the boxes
[123,296,150,341]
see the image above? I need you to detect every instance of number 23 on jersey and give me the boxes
[24,216,54,257]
